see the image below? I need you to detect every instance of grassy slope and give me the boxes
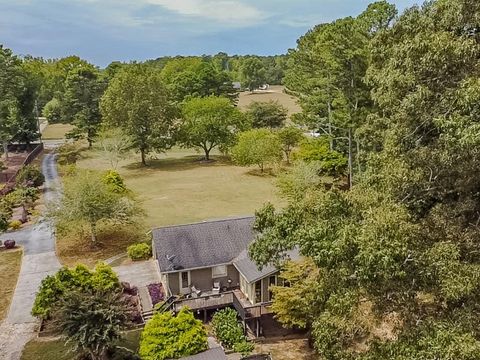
[57,147,283,266]
[0,248,22,320]
[76,148,283,228]
[238,85,302,117]
[41,124,74,140]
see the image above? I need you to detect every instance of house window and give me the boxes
[180,271,189,289]
[212,265,227,278]
[268,275,276,301]
[255,281,262,304]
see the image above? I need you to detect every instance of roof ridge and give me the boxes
[151,215,255,231]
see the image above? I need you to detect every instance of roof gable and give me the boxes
[153,217,255,272]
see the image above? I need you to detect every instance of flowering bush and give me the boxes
[147,283,165,305]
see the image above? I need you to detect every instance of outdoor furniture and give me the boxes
[212,281,221,295]
[191,285,201,297]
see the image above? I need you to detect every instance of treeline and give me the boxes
[249,0,480,359]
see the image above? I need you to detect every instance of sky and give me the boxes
[0,0,419,67]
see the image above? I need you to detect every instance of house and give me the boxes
[232,82,242,90]
[151,216,299,335]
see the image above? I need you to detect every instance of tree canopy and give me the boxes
[245,100,288,129]
[250,0,480,358]
[101,64,177,165]
[180,96,248,160]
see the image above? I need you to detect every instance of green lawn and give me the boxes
[41,123,74,140]
[21,329,141,360]
[76,147,284,229]
[0,248,22,320]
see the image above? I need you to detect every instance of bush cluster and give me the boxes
[127,243,152,261]
[16,165,45,187]
[32,263,120,319]
[211,308,254,355]
[9,220,22,230]
[139,308,208,360]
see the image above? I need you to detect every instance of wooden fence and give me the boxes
[0,143,44,196]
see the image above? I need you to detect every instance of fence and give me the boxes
[0,143,44,196]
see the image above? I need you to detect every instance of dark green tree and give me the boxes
[245,100,288,129]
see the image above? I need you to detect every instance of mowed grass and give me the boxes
[41,123,74,140]
[0,248,22,320]
[21,329,141,360]
[76,148,284,229]
[238,85,302,117]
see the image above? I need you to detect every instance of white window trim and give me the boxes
[212,265,228,278]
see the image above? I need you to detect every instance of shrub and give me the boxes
[234,341,255,356]
[293,137,347,176]
[212,308,252,352]
[4,239,16,249]
[103,170,128,193]
[16,165,45,187]
[32,263,121,319]
[9,220,22,230]
[147,283,165,306]
[139,308,208,360]
[127,243,152,261]
[57,143,80,165]
[43,98,62,123]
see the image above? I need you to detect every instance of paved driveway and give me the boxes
[0,153,62,359]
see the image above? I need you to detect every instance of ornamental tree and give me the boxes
[139,307,208,360]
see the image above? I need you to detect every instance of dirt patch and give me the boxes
[255,337,316,360]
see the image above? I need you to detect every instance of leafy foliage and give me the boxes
[240,57,267,91]
[211,308,250,351]
[250,0,480,358]
[139,307,208,360]
[50,170,140,244]
[102,170,128,194]
[293,137,347,176]
[32,263,121,319]
[127,243,152,261]
[245,100,288,129]
[101,64,177,166]
[277,126,304,163]
[180,96,248,160]
[231,129,283,172]
[54,290,130,360]
[16,165,45,187]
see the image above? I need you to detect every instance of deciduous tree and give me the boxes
[101,65,177,166]
[180,96,247,160]
[245,100,288,129]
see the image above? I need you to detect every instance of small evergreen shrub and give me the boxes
[9,220,22,230]
[127,243,152,261]
[102,170,128,193]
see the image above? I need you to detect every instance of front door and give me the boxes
[179,271,190,294]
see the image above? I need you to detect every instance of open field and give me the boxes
[41,123,74,140]
[76,148,284,229]
[21,329,141,360]
[238,85,301,117]
[0,248,22,320]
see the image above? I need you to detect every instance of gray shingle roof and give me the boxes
[153,217,255,272]
[181,347,227,360]
[233,248,301,283]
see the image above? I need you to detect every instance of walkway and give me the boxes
[0,153,62,360]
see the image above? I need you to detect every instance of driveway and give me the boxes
[0,153,62,359]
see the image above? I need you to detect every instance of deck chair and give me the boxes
[190,285,201,297]
[212,281,221,295]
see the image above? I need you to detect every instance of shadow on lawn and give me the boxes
[122,155,232,173]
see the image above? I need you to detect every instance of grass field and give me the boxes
[21,329,141,360]
[41,123,74,140]
[0,248,22,320]
[238,85,301,117]
[76,148,283,229]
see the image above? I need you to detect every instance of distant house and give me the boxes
[232,82,242,90]
[151,216,299,336]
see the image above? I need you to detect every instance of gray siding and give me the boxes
[168,273,180,295]
[190,268,213,291]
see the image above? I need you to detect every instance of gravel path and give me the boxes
[0,153,62,360]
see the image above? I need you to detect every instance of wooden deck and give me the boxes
[172,290,272,320]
